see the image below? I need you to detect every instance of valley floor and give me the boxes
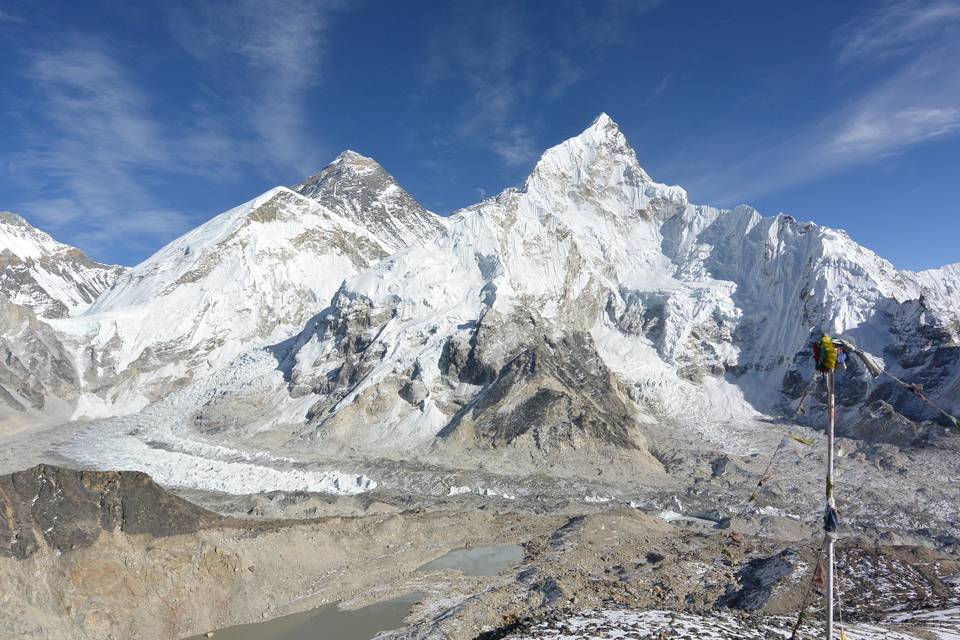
[2,385,959,640]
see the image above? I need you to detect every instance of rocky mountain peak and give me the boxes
[294,150,396,200]
[0,211,30,228]
[0,211,124,318]
[583,112,629,147]
[291,151,446,251]
[526,113,653,187]
[334,148,378,167]
[521,114,686,220]
[1,211,58,258]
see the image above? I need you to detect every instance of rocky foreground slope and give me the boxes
[1,465,958,640]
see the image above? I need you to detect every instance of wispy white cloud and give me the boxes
[167,0,340,175]
[834,0,960,65]
[826,88,960,160]
[542,51,584,101]
[686,1,960,206]
[0,9,25,23]
[823,1,960,161]
[418,0,661,169]
[7,1,344,262]
[641,72,674,107]
[420,4,536,167]
[12,38,199,259]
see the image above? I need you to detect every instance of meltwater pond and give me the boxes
[185,593,419,640]
[185,545,523,639]
[417,544,525,576]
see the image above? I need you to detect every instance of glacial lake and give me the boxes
[184,593,419,640]
[416,544,525,576]
[186,544,524,639]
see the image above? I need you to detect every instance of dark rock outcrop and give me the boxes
[718,548,803,610]
[292,150,446,251]
[440,322,640,451]
[0,464,219,559]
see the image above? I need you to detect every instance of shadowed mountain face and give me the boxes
[439,326,641,451]
[0,464,219,559]
[0,297,77,418]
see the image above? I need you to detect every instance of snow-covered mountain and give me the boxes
[0,151,443,422]
[0,213,123,424]
[1,114,957,454]
[281,114,960,459]
[48,187,397,417]
[293,150,446,250]
[0,212,124,318]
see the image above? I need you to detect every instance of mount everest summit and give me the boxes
[1,114,958,466]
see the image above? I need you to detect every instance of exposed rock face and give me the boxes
[293,150,447,250]
[439,319,641,452]
[0,212,123,319]
[0,464,217,559]
[841,399,930,446]
[718,548,805,610]
[0,298,77,417]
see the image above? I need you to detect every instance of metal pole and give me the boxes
[826,370,835,640]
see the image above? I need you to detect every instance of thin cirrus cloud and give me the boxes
[689,1,960,207]
[417,1,661,169]
[825,0,960,159]
[165,0,340,177]
[419,4,540,168]
[9,1,340,261]
[833,0,960,65]
[0,10,25,22]
[14,38,198,258]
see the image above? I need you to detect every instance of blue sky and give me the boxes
[1,1,958,269]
